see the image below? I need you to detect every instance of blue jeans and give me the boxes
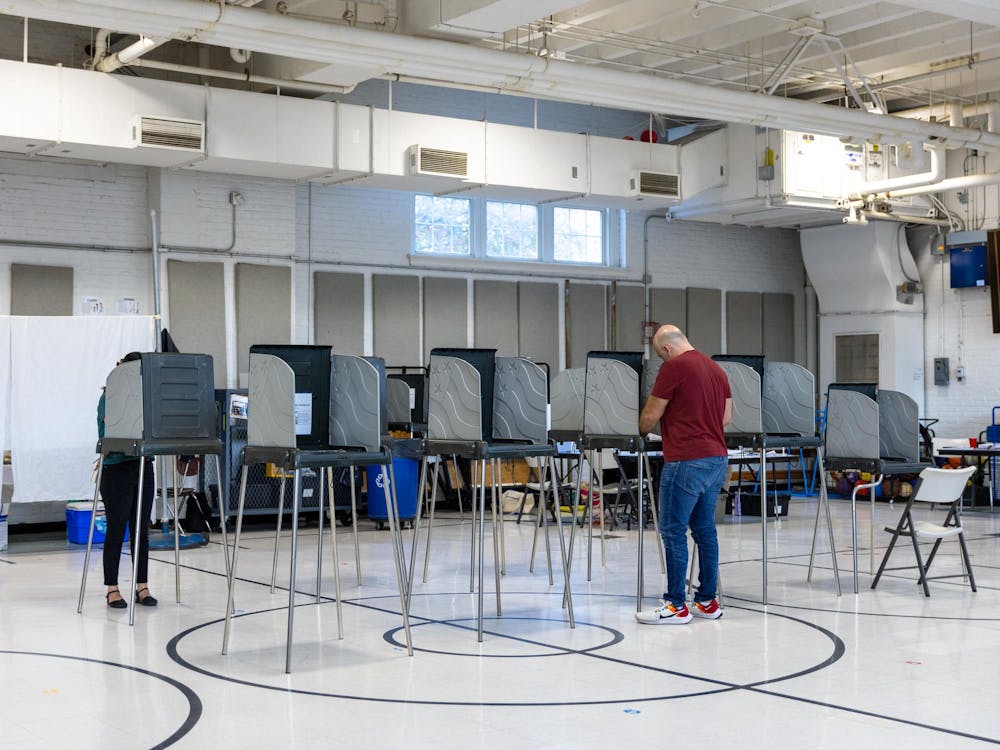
[658,455,728,607]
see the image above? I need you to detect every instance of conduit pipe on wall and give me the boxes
[9,0,1000,151]
[848,143,945,200]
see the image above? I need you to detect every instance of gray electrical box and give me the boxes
[933,357,950,386]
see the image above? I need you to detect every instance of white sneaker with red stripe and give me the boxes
[635,601,692,625]
[692,599,723,619]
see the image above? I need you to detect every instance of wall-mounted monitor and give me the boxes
[948,230,989,288]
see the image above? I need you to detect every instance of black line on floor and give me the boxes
[723,593,1000,621]
[0,649,202,748]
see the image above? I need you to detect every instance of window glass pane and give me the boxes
[414,195,471,255]
[553,207,603,263]
[486,201,538,260]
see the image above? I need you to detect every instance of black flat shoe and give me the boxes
[106,589,127,609]
[135,587,158,607]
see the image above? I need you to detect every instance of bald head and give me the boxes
[652,324,693,361]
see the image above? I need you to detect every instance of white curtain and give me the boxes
[10,316,155,503]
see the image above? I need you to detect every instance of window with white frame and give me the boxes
[553,207,605,264]
[485,201,539,260]
[413,195,471,256]
[413,195,622,267]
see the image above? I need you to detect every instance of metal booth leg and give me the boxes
[643,453,666,574]
[422,459,441,585]
[222,464,249,655]
[315,469,325,604]
[383,463,413,655]
[128,458,148,627]
[285,468,303,674]
[211,455,232,587]
[407,457,432,606]
[349,468,361,585]
[490,459,502,616]
[586,451,595,582]
[77,461,105,614]
[547,456,575,628]
[452,456,465,519]
[469,458,478,594]
[171,457,181,603]
[325,468,343,640]
[494,459,507,575]
[477,458,488,642]
[806,448,841,596]
[636,447,645,611]
[563,457,585,610]
[760,450,768,605]
[271,475,287,593]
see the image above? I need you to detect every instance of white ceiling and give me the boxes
[4,0,1000,129]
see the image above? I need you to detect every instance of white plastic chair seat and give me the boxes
[914,521,962,540]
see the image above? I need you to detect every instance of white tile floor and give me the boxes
[1,495,999,749]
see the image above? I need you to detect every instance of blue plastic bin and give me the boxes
[366,457,419,521]
[66,502,127,544]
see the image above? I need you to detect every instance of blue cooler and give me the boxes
[66,502,127,544]
[366,458,419,522]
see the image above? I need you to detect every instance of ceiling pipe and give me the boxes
[874,170,1000,200]
[127,57,355,94]
[893,100,1000,133]
[847,143,945,200]
[8,0,1000,151]
[95,33,167,72]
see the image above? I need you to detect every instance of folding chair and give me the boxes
[871,466,977,597]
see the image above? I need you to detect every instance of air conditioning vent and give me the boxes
[629,170,681,199]
[132,115,204,151]
[408,145,468,178]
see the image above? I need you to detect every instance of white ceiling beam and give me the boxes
[6,0,1000,150]
[886,0,1000,27]
[402,0,585,37]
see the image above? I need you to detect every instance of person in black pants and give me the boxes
[98,352,157,609]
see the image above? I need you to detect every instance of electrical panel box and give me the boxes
[933,357,950,386]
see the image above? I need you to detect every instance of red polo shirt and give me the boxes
[651,350,731,462]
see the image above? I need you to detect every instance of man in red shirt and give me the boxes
[637,325,732,624]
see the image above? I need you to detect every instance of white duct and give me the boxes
[128,57,352,94]
[894,100,1000,133]
[875,170,1000,199]
[848,143,945,199]
[7,0,1000,151]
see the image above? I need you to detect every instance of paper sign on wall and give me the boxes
[81,297,104,315]
[294,393,312,435]
[117,297,140,314]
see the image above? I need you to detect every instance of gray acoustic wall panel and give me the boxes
[584,357,639,436]
[716,361,762,434]
[763,292,796,363]
[236,264,291,384]
[329,354,381,452]
[493,357,548,444]
[550,368,585,433]
[517,281,558,367]
[424,277,468,362]
[878,389,919,462]
[614,284,645,352]
[649,287,686,332]
[103,360,143,440]
[140,353,215,440]
[247,353,296,449]
[726,291,763,355]
[386,378,411,424]
[373,274,420,367]
[167,260,227,388]
[314,271,364,355]
[762,362,815,436]
[11,263,73,316]
[427,355,483,441]
[474,280,517,356]
[825,389,879,461]
[686,287,722,356]
[568,283,606,368]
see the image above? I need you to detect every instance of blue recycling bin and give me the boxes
[366,457,419,522]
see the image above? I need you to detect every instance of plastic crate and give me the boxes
[66,502,125,544]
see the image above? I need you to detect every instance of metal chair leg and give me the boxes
[222,465,249,655]
[77,461,104,614]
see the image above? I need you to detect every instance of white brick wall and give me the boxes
[0,156,806,381]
